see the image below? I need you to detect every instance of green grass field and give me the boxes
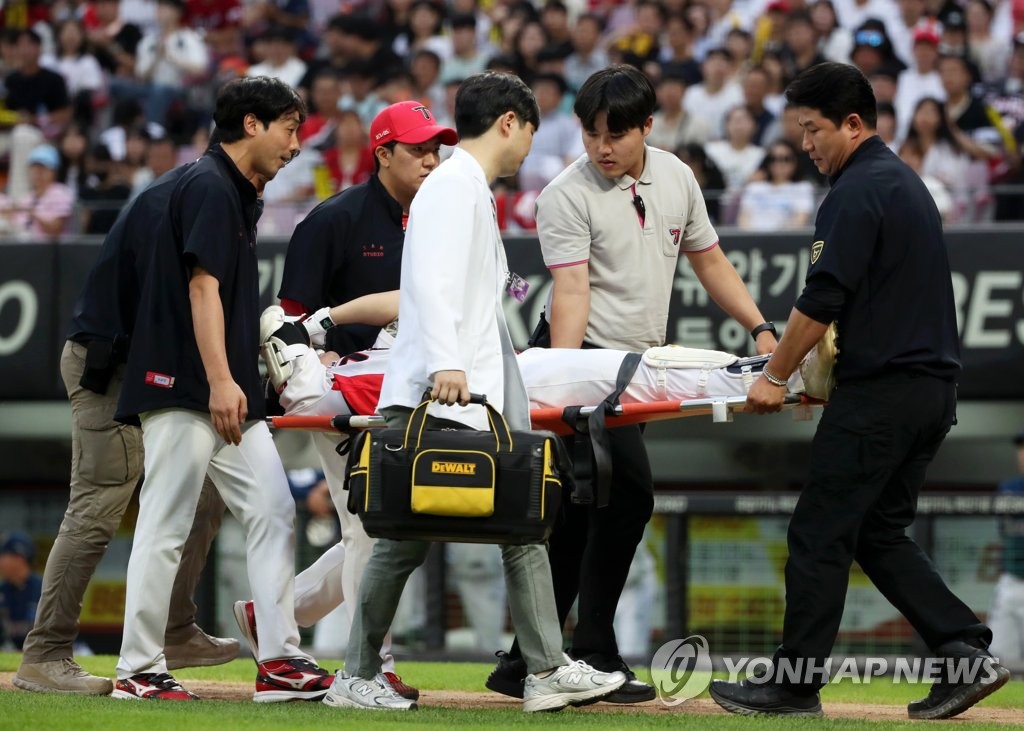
[1,653,1021,730]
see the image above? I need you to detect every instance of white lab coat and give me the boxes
[377,147,528,431]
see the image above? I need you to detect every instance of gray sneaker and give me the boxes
[523,659,627,713]
[322,672,418,711]
[13,658,113,695]
[164,627,240,670]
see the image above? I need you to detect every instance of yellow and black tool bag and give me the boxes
[345,394,571,545]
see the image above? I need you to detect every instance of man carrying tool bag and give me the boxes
[316,71,626,714]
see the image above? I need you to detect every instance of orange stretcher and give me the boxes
[267,393,818,435]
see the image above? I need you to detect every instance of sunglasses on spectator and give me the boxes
[854,29,885,47]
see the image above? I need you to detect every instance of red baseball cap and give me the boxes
[369,101,458,151]
[913,26,940,46]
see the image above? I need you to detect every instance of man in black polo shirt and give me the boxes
[709,62,1009,720]
[267,100,456,701]
[112,77,332,702]
[278,101,457,355]
[13,155,236,697]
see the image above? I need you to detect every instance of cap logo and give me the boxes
[375,128,390,140]
[412,105,431,121]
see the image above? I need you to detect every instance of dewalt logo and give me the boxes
[431,461,477,475]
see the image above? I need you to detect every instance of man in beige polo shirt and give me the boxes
[487,64,777,703]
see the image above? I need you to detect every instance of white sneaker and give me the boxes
[523,659,627,712]
[322,672,417,711]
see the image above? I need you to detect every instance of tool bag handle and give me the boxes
[404,390,515,452]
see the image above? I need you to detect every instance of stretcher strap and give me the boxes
[562,352,642,508]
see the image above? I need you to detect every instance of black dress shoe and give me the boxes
[907,641,1011,720]
[485,651,527,699]
[709,678,822,717]
[571,651,656,703]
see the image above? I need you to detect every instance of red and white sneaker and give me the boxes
[232,600,259,660]
[254,657,334,702]
[381,672,420,701]
[111,673,199,700]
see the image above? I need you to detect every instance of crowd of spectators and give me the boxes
[0,0,1022,238]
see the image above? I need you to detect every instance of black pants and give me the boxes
[511,423,655,658]
[777,372,990,690]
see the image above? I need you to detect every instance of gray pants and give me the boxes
[345,407,566,677]
[21,340,224,663]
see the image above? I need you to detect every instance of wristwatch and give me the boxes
[750,321,778,340]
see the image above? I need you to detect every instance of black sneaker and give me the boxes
[485,651,527,699]
[570,651,656,703]
[907,641,1011,720]
[709,677,822,717]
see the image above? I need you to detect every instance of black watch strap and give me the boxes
[750,321,777,340]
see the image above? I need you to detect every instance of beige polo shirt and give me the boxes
[537,145,719,350]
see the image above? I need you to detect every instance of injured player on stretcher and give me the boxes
[259,291,832,426]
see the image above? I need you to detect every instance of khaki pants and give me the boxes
[21,340,225,663]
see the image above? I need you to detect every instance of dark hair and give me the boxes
[532,71,568,95]
[756,138,805,181]
[213,76,306,143]
[454,72,540,139]
[785,62,877,129]
[573,65,656,133]
[450,12,476,30]
[906,96,962,154]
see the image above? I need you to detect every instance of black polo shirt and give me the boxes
[795,135,961,382]
[68,162,198,348]
[5,68,69,113]
[116,145,265,425]
[279,173,404,355]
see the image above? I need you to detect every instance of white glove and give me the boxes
[298,307,334,348]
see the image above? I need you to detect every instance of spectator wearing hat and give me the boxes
[850,19,906,77]
[0,144,75,240]
[895,25,946,141]
[440,13,490,85]
[987,428,1024,674]
[246,25,307,88]
[0,532,42,651]
[128,0,209,128]
[939,8,969,56]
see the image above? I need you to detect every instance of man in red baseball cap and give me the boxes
[236,99,458,704]
[369,100,459,151]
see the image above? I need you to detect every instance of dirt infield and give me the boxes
[1,673,1019,723]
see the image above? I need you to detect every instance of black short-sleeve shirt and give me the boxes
[795,136,961,382]
[279,173,404,354]
[68,163,197,348]
[116,145,264,424]
[5,68,69,113]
